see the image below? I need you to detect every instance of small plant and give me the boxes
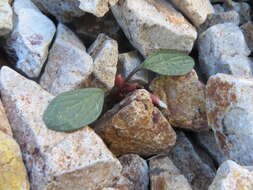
[43,50,195,132]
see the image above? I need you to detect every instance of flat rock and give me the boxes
[170,0,214,27]
[198,23,251,78]
[86,33,118,90]
[5,0,56,78]
[111,0,197,57]
[94,89,177,157]
[0,66,122,190]
[206,74,253,165]
[150,70,208,131]
[40,23,93,95]
[149,156,192,190]
[208,160,253,190]
[0,0,13,36]
[168,132,216,190]
[241,21,253,52]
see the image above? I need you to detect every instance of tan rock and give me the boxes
[206,74,253,165]
[0,0,13,36]
[150,70,208,131]
[0,100,12,136]
[208,160,253,190]
[0,66,122,190]
[87,33,118,90]
[170,0,214,27]
[149,156,192,190]
[94,89,176,157]
[0,131,30,190]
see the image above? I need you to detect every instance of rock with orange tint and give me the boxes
[208,160,253,190]
[206,73,253,165]
[150,70,208,131]
[0,99,12,136]
[111,0,197,57]
[94,89,176,157]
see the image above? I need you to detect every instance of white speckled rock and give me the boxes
[0,66,122,190]
[40,23,93,95]
[5,0,56,78]
[198,23,252,78]
[208,160,253,190]
[111,0,197,57]
[87,33,118,90]
[170,0,214,27]
[206,74,253,165]
[149,156,192,190]
[0,0,13,36]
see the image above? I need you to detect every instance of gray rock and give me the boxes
[213,4,225,13]
[241,21,253,52]
[198,23,251,78]
[5,0,56,78]
[111,0,197,57]
[0,0,13,36]
[40,23,93,95]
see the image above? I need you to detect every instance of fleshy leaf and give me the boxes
[43,88,104,132]
[141,50,195,76]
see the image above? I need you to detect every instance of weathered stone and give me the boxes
[168,132,216,190]
[0,0,13,36]
[0,99,12,136]
[241,21,253,52]
[118,51,149,85]
[170,0,214,27]
[40,23,93,95]
[114,154,149,190]
[0,131,30,190]
[208,160,253,190]
[5,0,56,78]
[86,33,118,90]
[150,70,208,131]
[198,23,251,78]
[213,4,225,13]
[149,156,192,190]
[206,74,253,165]
[94,89,176,157]
[0,66,122,190]
[111,0,197,57]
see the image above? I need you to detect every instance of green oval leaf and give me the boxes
[43,88,105,132]
[141,50,195,76]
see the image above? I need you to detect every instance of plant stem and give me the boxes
[125,64,142,83]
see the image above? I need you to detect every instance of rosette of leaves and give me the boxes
[43,50,195,132]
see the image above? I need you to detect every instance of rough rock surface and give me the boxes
[94,89,177,157]
[198,23,252,78]
[5,0,56,78]
[168,132,215,190]
[114,154,149,190]
[149,156,192,190]
[111,0,197,57]
[0,99,12,136]
[208,160,253,190]
[0,0,13,36]
[40,23,93,95]
[170,0,214,27]
[150,70,208,131]
[86,33,118,90]
[241,21,253,52]
[0,66,122,190]
[206,74,253,165]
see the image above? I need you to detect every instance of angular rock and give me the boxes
[206,74,253,165]
[114,154,149,190]
[86,33,118,90]
[149,156,192,190]
[111,0,197,57]
[0,0,13,36]
[94,89,177,157]
[170,0,214,27]
[168,132,216,190]
[208,160,253,190]
[198,23,251,78]
[118,51,149,85]
[5,0,56,78]
[40,23,93,95]
[241,21,253,52]
[0,99,12,136]
[150,70,208,131]
[0,132,30,190]
[0,66,122,190]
